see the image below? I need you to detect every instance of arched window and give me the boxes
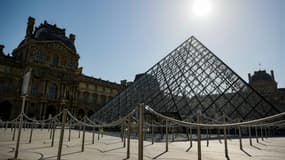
[48,83,57,99]
[34,50,42,63]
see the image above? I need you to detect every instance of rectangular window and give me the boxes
[34,50,42,63]
[52,56,59,66]
[66,58,73,70]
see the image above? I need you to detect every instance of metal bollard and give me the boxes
[123,124,126,147]
[218,128,222,143]
[29,122,34,143]
[151,119,154,144]
[97,127,100,140]
[12,122,17,141]
[260,126,264,141]
[81,120,86,152]
[248,126,252,146]
[68,122,71,142]
[238,125,243,150]
[92,126,95,144]
[206,128,209,147]
[255,126,259,143]
[11,122,14,132]
[138,103,144,160]
[51,120,56,147]
[223,115,228,159]
[49,121,53,139]
[197,111,201,160]
[228,127,231,141]
[264,127,267,139]
[165,120,168,152]
[189,126,193,149]
[57,109,67,160]
[127,115,131,159]
[121,122,124,142]
[78,124,81,138]
[171,127,174,142]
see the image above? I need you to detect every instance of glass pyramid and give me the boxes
[91,36,280,123]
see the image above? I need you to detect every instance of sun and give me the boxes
[192,0,212,17]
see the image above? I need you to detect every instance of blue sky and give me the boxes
[0,0,284,87]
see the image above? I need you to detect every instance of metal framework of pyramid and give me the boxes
[91,36,280,123]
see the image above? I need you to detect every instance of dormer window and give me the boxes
[34,50,42,63]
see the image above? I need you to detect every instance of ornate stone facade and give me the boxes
[249,70,285,112]
[0,17,125,120]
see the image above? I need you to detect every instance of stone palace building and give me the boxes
[0,17,126,120]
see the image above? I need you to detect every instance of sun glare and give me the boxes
[192,0,212,17]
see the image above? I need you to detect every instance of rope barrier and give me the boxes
[145,105,285,128]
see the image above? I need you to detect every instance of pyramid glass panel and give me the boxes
[91,36,280,123]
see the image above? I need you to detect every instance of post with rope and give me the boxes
[228,127,231,141]
[138,103,144,160]
[51,119,56,147]
[223,115,229,159]
[121,121,124,142]
[206,128,209,147]
[123,121,126,148]
[82,117,86,152]
[151,119,154,144]
[127,115,131,159]
[12,121,16,141]
[238,124,243,150]
[13,68,32,159]
[28,121,34,143]
[248,126,252,146]
[92,126,95,144]
[260,126,264,141]
[171,127,174,142]
[97,127,100,140]
[57,108,67,160]
[48,119,51,132]
[197,110,202,160]
[13,96,27,159]
[189,125,193,149]
[255,126,259,143]
[265,127,268,139]
[68,120,71,142]
[218,128,222,143]
[50,119,53,139]
[78,124,81,138]
[165,120,169,152]
[11,122,14,132]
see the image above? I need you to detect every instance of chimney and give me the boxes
[25,16,35,39]
[270,70,275,81]
[0,45,4,55]
[69,34,75,44]
[120,80,127,86]
[248,73,251,83]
